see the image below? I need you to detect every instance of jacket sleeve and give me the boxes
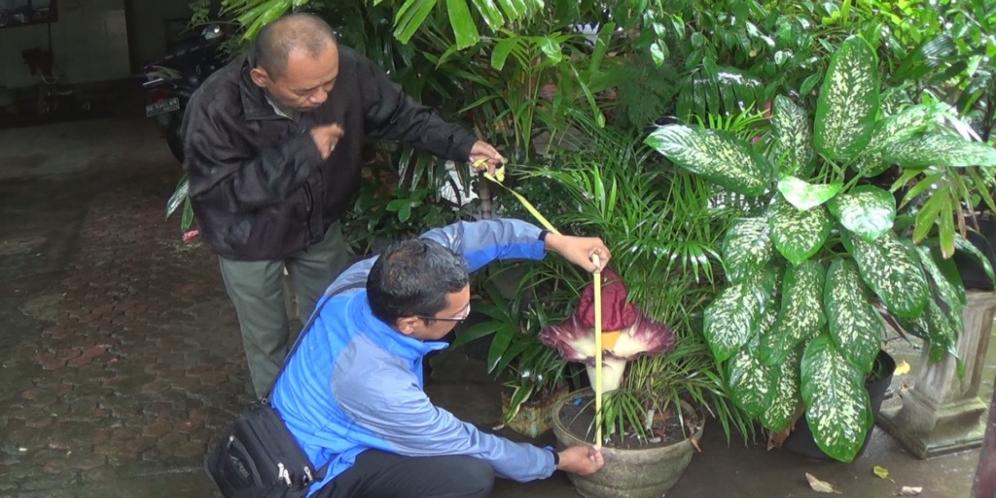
[357,54,478,162]
[181,93,322,211]
[322,219,545,297]
[333,361,557,482]
[420,219,547,271]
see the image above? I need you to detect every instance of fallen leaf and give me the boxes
[896,486,923,496]
[873,465,894,482]
[806,473,842,494]
[689,435,703,452]
[895,360,911,375]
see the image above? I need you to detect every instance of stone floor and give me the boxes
[0,117,992,497]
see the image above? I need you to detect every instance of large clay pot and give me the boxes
[551,389,702,498]
[500,384,568,438]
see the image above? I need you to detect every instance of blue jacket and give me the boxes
[271,219,557,496]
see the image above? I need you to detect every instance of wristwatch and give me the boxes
[544,445,559,466]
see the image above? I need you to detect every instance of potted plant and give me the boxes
[645,35,996,462]
[539,269,706,498]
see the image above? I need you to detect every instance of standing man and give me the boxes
[181,13,504,397]
[270,218,609,497]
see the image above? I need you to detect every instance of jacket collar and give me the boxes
[238,55,284,121]
[348,291,449,361]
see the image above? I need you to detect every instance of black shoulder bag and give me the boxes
[205,282,365,497]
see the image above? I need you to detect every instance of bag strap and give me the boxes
[264,280,367,400]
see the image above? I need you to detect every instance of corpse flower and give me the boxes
[539,270,676,391]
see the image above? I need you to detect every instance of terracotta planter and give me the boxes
[552,389,702,498]
[500,384,568,438]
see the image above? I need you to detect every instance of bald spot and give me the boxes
[255,13,337,80]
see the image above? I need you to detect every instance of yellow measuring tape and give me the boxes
[475,159,602,448]
[592,254,603,449]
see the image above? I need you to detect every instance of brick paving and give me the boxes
[0,169,251,496]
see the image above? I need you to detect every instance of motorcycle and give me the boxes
[141,24,227,162]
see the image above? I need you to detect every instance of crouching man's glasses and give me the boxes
[417,304,471,324]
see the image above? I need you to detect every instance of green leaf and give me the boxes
[728,336,775,419]
[767,198,831,265]
[827,185,896,241]
[915,245,965,330]
[703,276,773,363]
[762,349,802,432]
[885,132,996,168]
[825,259,884,373]
[166,177,190,219]
[814,36,879,162]
[856,103,945,175]
[777,177,843,211]
[759,260,826,365]
[923,297,959,362]
[849,232,929,318]
[491,36,520,71]
[801,334,873,462]
[394,0,438,44]
[446,0,481,49]
[771,96,815,177]
[471,0,505,30]
[721,217,774,284]
[180,198,195,231]
[537,36,563,63]
[487,327,514,373]
[646,124,771,196]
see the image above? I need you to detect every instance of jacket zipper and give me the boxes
[303,182,315,242]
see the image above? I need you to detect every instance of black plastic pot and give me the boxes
[953,218,996,291]
[783,350,897,460]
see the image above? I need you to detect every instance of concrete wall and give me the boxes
[0,0,130,89]
[125,0,194,68]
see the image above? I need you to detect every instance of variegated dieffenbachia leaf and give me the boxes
[825,259,884,373]
[728,328,776,420]
[826,185,896,241]
[721,217,774,283]
[771,95,815,177]
[646,124,771,196]
[703,274,774,362]
[886,131,996,168]
[923,297,959,362]
[814,36,879,163]
[759,260,825,365]
[801,334,873,463]
[854,103,945,176]
[915,245,965,331]
[761,348,802,432]
[777,176,843,211]
[849,232,929,318]
[767,198,831,265]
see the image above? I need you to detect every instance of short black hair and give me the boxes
[254,13,337,79]
[367,239,470,325]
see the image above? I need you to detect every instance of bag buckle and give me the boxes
[277,462,292,486]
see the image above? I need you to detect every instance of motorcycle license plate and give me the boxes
[146,97,180,117]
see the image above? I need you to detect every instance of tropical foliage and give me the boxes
[646,35,996,462]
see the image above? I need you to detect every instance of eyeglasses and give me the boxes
[417,304,471,324]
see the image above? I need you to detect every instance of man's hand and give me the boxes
[468,140,504,175]
[310,124,345,160]
[557,446,604,475]
[544,232,611,273]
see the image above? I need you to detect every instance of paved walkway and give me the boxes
[0,117,991,498]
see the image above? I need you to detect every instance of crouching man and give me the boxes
[271,218,608,497]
